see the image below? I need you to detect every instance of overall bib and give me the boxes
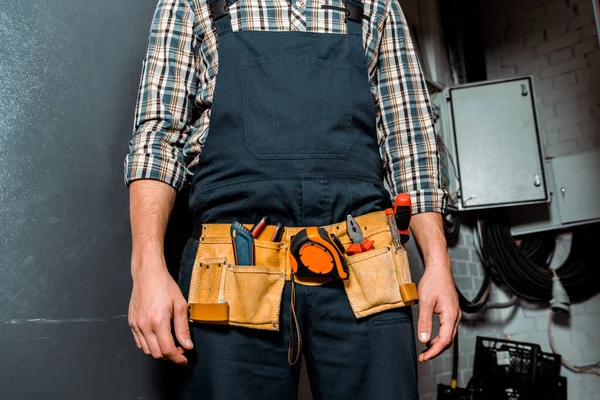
[178,0,418,398]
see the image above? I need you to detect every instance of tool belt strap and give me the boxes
[194,210,387,243]
[193,210,389,284]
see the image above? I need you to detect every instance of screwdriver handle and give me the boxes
[270,222,284,242]
[250,216,270,239]
[393,194,412,244]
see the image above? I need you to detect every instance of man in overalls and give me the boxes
[125,0,460,398]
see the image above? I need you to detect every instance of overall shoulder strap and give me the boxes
[343,0,364,36]
[208,0,235,35]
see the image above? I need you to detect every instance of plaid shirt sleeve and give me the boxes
[124,0,197,190]
[375,0,447,214]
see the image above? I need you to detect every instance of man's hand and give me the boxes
[127,180,193,365]
[128,257,193,365]
[416,264,460,362]
[409,212,461,363]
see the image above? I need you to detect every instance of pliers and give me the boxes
[345,215,375,255]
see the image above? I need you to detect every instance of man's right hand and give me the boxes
[128,258,193,365]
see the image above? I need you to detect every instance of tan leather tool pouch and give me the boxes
[187,211,418,330]
[187,237,286,331]
[342,226,418,319]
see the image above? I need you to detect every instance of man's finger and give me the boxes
[131,323,152,355]
[131,328,142,349]
[160,347,185,362]
[417,299,434,343]
[455,310,462,338]
[138,335,151,355]
[155,321,188,365]
[173,300,194,350]
[128,313,144,351]
[419,312,455,362]
[146,333,165,359]
[452,317,460,342]
[139,318,165,359]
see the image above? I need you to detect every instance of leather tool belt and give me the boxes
[187,211,418,331]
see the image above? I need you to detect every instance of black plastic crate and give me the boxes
[437,384,474,400]
[472,337,566,400]
[555,376,568,400]
[468,376,567,400]
[537,351,562,384]
[468,378,527,400]
[474,337,541,386]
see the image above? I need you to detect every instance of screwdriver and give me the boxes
[385,209,402,251]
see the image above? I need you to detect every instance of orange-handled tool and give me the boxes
[250,216,269,239]
[393,194,412,244]
[345,215,374,255]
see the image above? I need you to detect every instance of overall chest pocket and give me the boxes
[242,55,355,160]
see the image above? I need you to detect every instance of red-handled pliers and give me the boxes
[345,215,375,255]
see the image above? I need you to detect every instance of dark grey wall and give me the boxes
[0,1,185,398]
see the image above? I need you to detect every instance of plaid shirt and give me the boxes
[125,0,447,214]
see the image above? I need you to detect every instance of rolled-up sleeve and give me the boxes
[374,0,447,214]
[124,0,197,190]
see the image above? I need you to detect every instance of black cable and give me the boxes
[480,212,600,303]
[485,222,552,301]
[451,333,459,388]
[456,276,491,313]
[454,222,492,314]
[444,211,460,247]
[556,223,600,302]
[520,233,555,266]
[478,211,551,301]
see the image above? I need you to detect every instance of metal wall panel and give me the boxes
[447,77,547,210]
[552,151,600,224]
[510,151,600,235]
[509,161,562,236]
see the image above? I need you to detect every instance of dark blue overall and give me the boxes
[177,0,418,398]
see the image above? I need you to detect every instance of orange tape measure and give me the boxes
[289,227,348,279]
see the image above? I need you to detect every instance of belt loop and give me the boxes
[192,220,203,239]
[209,0,233,35]
[344,0,363,36]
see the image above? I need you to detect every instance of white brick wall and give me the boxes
[417,1,600,398]
[410,1,600,399]
[483,0,600,158]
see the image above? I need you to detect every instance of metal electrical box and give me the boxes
[438,77,548,210]
[552,151,600,224]
[510,150,600,235]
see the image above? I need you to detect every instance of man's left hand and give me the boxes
[416,264,461,362]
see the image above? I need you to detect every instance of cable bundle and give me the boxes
[482,212,600,303]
